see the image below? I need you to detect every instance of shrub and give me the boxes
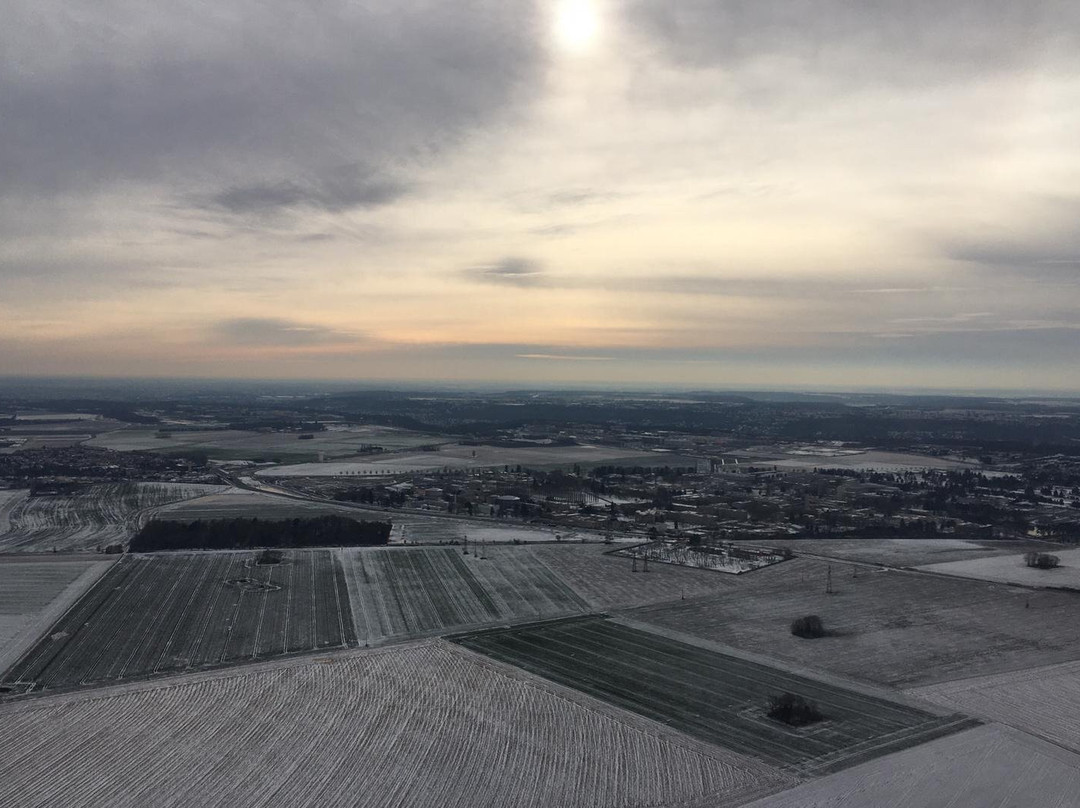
[768,693,823,726]
[257,549,284,565]
[791,615,826,638]
[1024,552,1061,569]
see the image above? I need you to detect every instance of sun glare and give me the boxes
[554,0,600,53]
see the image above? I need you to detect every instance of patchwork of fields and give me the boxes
[745,723,1080,808]
[2,551,354,691]
[626,558,1080,686]
[454,617,973,773]
[0,483,226,552]
[910,660,1080,753]
[339,546,591,645]
[0,642,794,808]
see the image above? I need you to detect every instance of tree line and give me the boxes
[131,516,390,552]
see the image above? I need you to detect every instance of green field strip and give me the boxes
[112,555,205,678]
[178,554,236,666]
[463,628,830,766]
[445,551,501,619]
[152,552,222,672]
[0,559,141,687]
[44,559,160,687]
[330,553,358,648]
[195,555,245,667]
[570,621,927,729]
[454,617,971,770]
[2,550,362,693]
[285,552,316,652]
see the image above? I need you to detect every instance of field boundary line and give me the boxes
[610,616,959,718]
[908,657,1080,697]
[0,638,441,714]
[441,639,798,787]
[0,558,117,677]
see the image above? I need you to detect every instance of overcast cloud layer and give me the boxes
[2,0,1079,392]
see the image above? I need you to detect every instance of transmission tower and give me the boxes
[825,564,834,595]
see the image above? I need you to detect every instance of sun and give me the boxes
[554,0,600,53]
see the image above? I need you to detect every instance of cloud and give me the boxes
[947,239,1080,276]
[203,170,409,218]
[517,353,614,361]
[0,1,543,212]
[625,1,1080,86]
[212,317,362,347]
[467,257,546,286]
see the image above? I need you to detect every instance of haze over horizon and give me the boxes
[4,2,1079,391]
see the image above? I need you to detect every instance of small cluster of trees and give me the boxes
[1024,552,1061,570]
[791,615,826,638]
[131,516,390,552]
[768,693,823,726]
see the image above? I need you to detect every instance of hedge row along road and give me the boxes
[454,616,977,773]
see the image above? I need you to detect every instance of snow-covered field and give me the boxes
[0,483,226,552]
[742,538,1051,568]
[259,443,662,477]
[745,723,1080,808]
[156,488,365,521]
[910,660,1080,753]
[769,450,979,473]
[918,548,1080,590]
[0,641,791,807]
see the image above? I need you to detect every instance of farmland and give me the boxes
[531,543,738,609]
[745,723,1080,808]
[1,550,354,691]
[918,548,1080,590]
[735,537,1061,568]
[85,424,443,460]
[0,641,793,808]
[0,557,113,677]
[910,660,1080,753]
[339,546,591,645]
[0,482,226,552]
[625,557,1080,687]
[259,442,671,477]
[155,489,371,521]
[454,617,972,772]
[762,449,980,473]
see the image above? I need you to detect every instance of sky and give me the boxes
[2,1,1079,392]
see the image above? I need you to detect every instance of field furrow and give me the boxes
[454,617,970,772]
[337,546,591,647]
[0,550,356,692]
[0,483,227,552]
[0,642,793,807]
